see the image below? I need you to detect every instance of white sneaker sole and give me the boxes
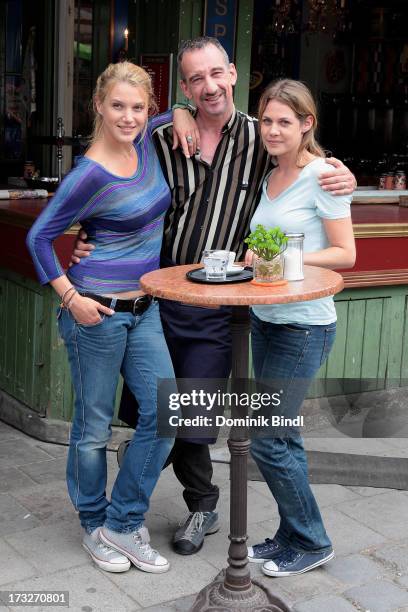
[82,543,131,573]
[100,530,170,574]
[262,551,334,577]
[248,556,272,563]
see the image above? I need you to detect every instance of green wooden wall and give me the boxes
[129,0,203,105]
[233,0,253,113]
[1,266,407,425]
[129,0,254,110]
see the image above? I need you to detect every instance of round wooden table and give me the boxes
[141,264,344,612]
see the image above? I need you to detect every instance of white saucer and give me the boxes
[227,266,245,275]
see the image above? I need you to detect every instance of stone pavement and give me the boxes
[1,419,408,612]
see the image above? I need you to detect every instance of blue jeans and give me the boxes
[250,312,336,553]
[58,301,175,534]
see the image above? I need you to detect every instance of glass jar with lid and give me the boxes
[283,233,304,281]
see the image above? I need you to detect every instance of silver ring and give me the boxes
[186,135,193,143]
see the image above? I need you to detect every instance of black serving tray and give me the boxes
[186,267,253,284]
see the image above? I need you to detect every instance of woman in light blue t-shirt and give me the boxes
[245,80,356,577]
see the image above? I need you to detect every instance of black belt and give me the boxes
[80,292,153,315]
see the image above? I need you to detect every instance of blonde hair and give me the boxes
[258,79,325,163]
[90,62,157,144]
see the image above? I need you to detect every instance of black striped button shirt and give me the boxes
[152,108,271,264]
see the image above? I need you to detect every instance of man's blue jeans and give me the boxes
[250,312,336,553]
[58,301,175,534]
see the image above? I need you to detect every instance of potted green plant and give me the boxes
[244,224,288,285]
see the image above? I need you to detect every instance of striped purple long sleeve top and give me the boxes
[26,112,172,294]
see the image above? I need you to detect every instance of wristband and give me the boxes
[60,286,75,307]
[65,290,78,309]
[172,102,196,113]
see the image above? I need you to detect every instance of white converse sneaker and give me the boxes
[82,527,131,573]
[100,525,170,573]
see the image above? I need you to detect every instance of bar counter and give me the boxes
[0,197,76,279]
[1,195,407,284]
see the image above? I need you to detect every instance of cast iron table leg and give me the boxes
[192,306,291,611]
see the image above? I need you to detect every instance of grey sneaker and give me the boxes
[100,525,169,573]
[173,511,219,555]
[82,527,130,573]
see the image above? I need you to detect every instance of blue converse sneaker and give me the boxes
[262,547,334,577]
[247,537,286,563]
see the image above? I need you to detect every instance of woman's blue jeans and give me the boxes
[250,312,336,553]
[58,301,175,534]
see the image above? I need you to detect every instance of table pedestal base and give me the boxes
[191,307,291,612]
[192,569,290,611]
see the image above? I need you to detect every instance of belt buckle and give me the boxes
[132,295,147,315]
[132,296,141,315]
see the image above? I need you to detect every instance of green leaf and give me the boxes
[244,224,288,260]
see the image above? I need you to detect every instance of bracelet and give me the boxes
[60,286,75,307]
[65,290,78,309]
[172,102,196,113]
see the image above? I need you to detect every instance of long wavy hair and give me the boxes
[258,79,325,164]
[90,62,157,145]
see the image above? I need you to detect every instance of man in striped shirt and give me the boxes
[152,37,354,557]
[74,37,356,556]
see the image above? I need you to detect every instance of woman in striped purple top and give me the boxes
[26,62,191,575]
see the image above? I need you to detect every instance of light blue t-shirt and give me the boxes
[250,157,351,325]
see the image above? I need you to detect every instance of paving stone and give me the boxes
[336,491,408,539]
[6,565,139,611]
[0,422,24,442]
[248,479,275,499]
[345,580,408,611]
[303,436,407,457]
[373,543,408,575]
[293,595,357,612]
[213,485,279,527]
[195,522,234,571]
[255,565,342,602]
[320,508,386,555]
[17,458,67,484]
[309,484,361,508]
[397,574,408,589]
[33,441,69,459]
[4,522,88,574]
[384,437,408,452]
[10,481,75,525]
[0,439,52,468]
[211,461,231,486]
[0,467,36,493]
[149,467,185,502]
[142,594,196,612]
[108,553,218,608]
[139,501,188,554]
[346,485,393,497]
[248,518,280,554]
[0,493,41,536]
[322,553,386,586]
[0,539,36,587]
[4,424,408,611]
